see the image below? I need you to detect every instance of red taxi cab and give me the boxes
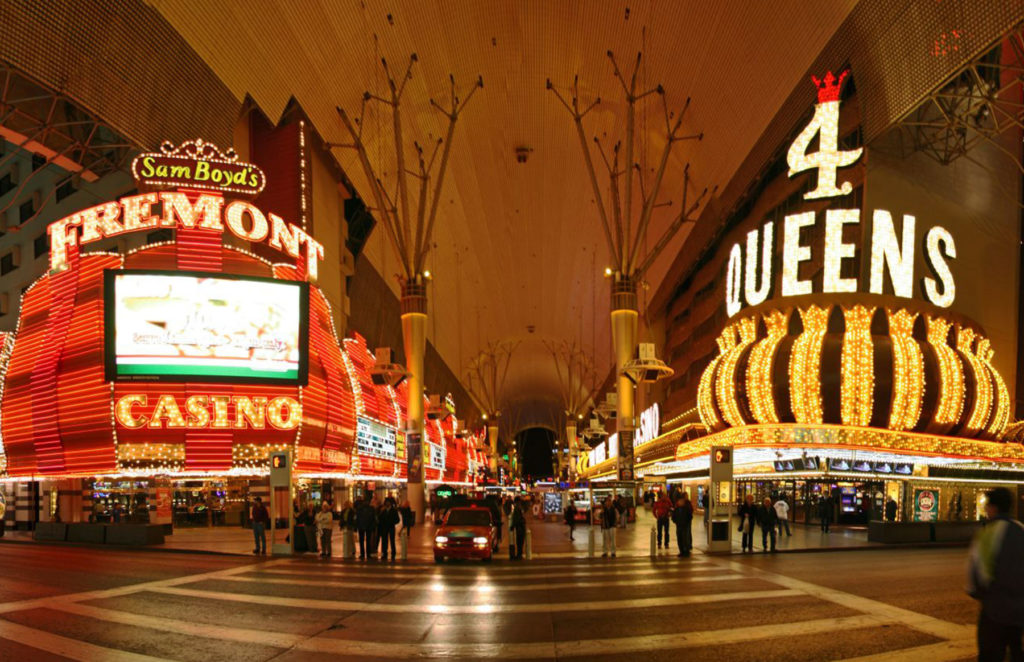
[433,506,498,563]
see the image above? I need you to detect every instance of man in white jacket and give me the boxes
[773,497,791,537]
[315,501,335,558]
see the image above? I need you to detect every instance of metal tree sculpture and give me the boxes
[545,339,602,480]
[333,54,482,521]
[464,340,520,474]
[547,51,714,481]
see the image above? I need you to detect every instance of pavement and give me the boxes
[0,508,880,558]
[0,539,979,661]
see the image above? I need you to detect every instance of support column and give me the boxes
[488,424,499,476]
[401,280,428,524]
[566,421,578,482]
[611,277,638,482]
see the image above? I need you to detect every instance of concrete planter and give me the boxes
[105,524,165,546]
[868,520,933,543]
[33,522,68,541]
[934,521,981,542]
[67,523,106,544]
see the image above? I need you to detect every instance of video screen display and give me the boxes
[105,270,308,384]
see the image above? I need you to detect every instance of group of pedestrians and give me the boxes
[651,490,695,557]
[737,494,793,553]
[350,496,414,561]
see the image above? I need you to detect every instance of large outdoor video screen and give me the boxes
[105,270,308,384]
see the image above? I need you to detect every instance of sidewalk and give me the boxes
[0,509,878,558]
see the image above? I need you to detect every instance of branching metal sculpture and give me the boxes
[335,55,483,281]
[464,340,520,420]
[546,51,714,281]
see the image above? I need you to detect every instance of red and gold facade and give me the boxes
[0,163,482,485]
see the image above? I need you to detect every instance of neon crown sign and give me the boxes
[724,70,956,317]
[48,139,324,281]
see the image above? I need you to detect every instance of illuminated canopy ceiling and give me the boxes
[87,1,861,427]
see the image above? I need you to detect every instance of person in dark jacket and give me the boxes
[564,501,578,541]
[251,496,270,555]
[510,498,527,560]
[818,495,833,532]
[399,500,414,530]
[737,494,756,553]
[885,498,898,522]
[600,496,617,557]
[296,503,318,554]
[672,494,694,557]
[757,497,779,552]
[968,487,1024,661]
[378,500,400,561]
[355,498,377,559]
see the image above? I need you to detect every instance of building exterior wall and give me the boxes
[0,140,137,331]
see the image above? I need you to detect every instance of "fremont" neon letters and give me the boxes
[48,192,324,281]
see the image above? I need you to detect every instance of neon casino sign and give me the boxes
[725,71,956,317]
[48,140,324,281]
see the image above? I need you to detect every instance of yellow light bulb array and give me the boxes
[927,316,964,427]
[716,317,757,428]
[887,309,923,431]
[840,305,874,427]
[746,309,789,424]
[789,305,829,424]
[958,327,992,435]
[697,328,734,430]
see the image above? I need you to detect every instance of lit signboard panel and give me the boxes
[356,416,397,459]
[105,270,308,384]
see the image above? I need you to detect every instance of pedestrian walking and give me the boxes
[614,495,627,529]
[774,496,792,537]
[968,487,1024,662]
[564,500,578,541]
[601,496,617,557]
[378,499,399,561]
[818,495,833,533]
[510,498,527,560]
[737,494,756,553]
[316,501,334,558]
[251,496,269,555]
[653,491,672,549]
[701,489,710,526]
[355,498,377,559]
[758,497,778,552]
[672,493,694,557]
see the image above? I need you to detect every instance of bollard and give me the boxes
[525,528,533,560]
[650,526,657,557]
[400,528,408,560]
[588,525,596,558]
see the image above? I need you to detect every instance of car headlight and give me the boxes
[435,536,448,544]
[473,536,488,545]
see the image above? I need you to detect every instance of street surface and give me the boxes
[0,541,978,661]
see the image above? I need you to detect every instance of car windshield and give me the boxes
[445,509,492,527]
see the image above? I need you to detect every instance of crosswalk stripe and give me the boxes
[0,617,165,662]
[0,560,285,615]
[215,571,747,593]
[47,602,303,649]
[248,563,722,582]
[710,558,974,641]
[272,556,708,573]
[290,614,886,659]
[837,638,976,661]
[148,585,801,614]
